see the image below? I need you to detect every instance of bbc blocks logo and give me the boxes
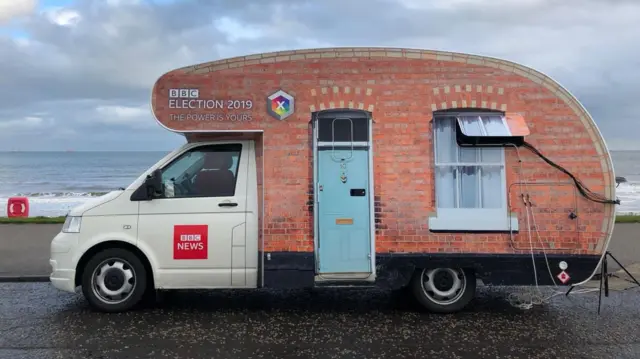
[169,88,199,98]
[266,90,295,121]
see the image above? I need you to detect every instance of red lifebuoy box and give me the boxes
[7,197,29,218]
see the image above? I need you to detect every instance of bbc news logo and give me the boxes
[180,234,201,241]
[169,88,199,98]
[173,224,208,260]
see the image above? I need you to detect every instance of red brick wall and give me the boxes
[154,48,616,256]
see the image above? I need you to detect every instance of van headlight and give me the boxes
[62,216,82,233]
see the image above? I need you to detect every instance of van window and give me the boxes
[160,144,242,198]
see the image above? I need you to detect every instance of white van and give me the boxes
[50,140,260,312]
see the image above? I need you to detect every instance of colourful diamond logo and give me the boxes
[266,90,295,120]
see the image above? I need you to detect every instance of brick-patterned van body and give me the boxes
[150,47,617,308]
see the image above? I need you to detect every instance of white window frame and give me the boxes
[428,112,519,232]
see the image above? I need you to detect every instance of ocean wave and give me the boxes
[1,191,110,198]
[616,182,640,192]
[1,184,639,218]
[0,197,95,217]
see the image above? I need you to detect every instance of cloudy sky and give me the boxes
[0,0,638,151]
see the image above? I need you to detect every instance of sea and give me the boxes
[1,150,639,217]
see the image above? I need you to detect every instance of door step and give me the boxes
[314,280,375,288]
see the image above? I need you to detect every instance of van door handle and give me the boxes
[219,202,238,207]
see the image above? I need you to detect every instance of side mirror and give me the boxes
[145,169,164,198]
[616,176,627,188]
[130,168,164,201]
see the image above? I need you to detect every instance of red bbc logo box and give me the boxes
[173,224,208,260]
[7,197,29,218]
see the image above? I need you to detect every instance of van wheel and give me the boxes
[410,267,475,313]
[81,248,147,313]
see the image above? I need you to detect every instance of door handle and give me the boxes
[219,202,238,207]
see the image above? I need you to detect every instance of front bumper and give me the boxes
[49,258,77,293]
[49,231,79,293]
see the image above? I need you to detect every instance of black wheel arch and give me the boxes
[375,256,478,290]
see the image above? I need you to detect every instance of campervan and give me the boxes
[49,47,619,313]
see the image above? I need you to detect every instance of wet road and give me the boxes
[1,283,639,359]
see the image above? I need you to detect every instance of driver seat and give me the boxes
[193,152,236,197]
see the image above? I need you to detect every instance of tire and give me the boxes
[410,267,476,314]
[81,248,148,313]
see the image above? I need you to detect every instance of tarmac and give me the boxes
[0,283,639,358]
[0,224,61,279]
[1,223,640,358]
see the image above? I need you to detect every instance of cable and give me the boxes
[457,140,619,309]
[507,200,600,310]
[505,143,565,309]
[522,141,620,205]
[519,140,621,293]
[503,143,618,310]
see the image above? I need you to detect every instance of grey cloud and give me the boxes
[0,0,36,24]
[0,0,639,150]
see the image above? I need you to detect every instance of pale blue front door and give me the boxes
[317,148,371,273]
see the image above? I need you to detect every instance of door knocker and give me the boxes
[340,159,348,183]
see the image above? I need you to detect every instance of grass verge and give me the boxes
[614,215,640,224]
[1,215,640,225]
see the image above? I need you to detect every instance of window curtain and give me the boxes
[434,116,504,210]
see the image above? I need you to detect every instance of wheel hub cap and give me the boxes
[91,258,136,305]
[104,269,125,291]
[421,268,466,306]
[434,271,453,291]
